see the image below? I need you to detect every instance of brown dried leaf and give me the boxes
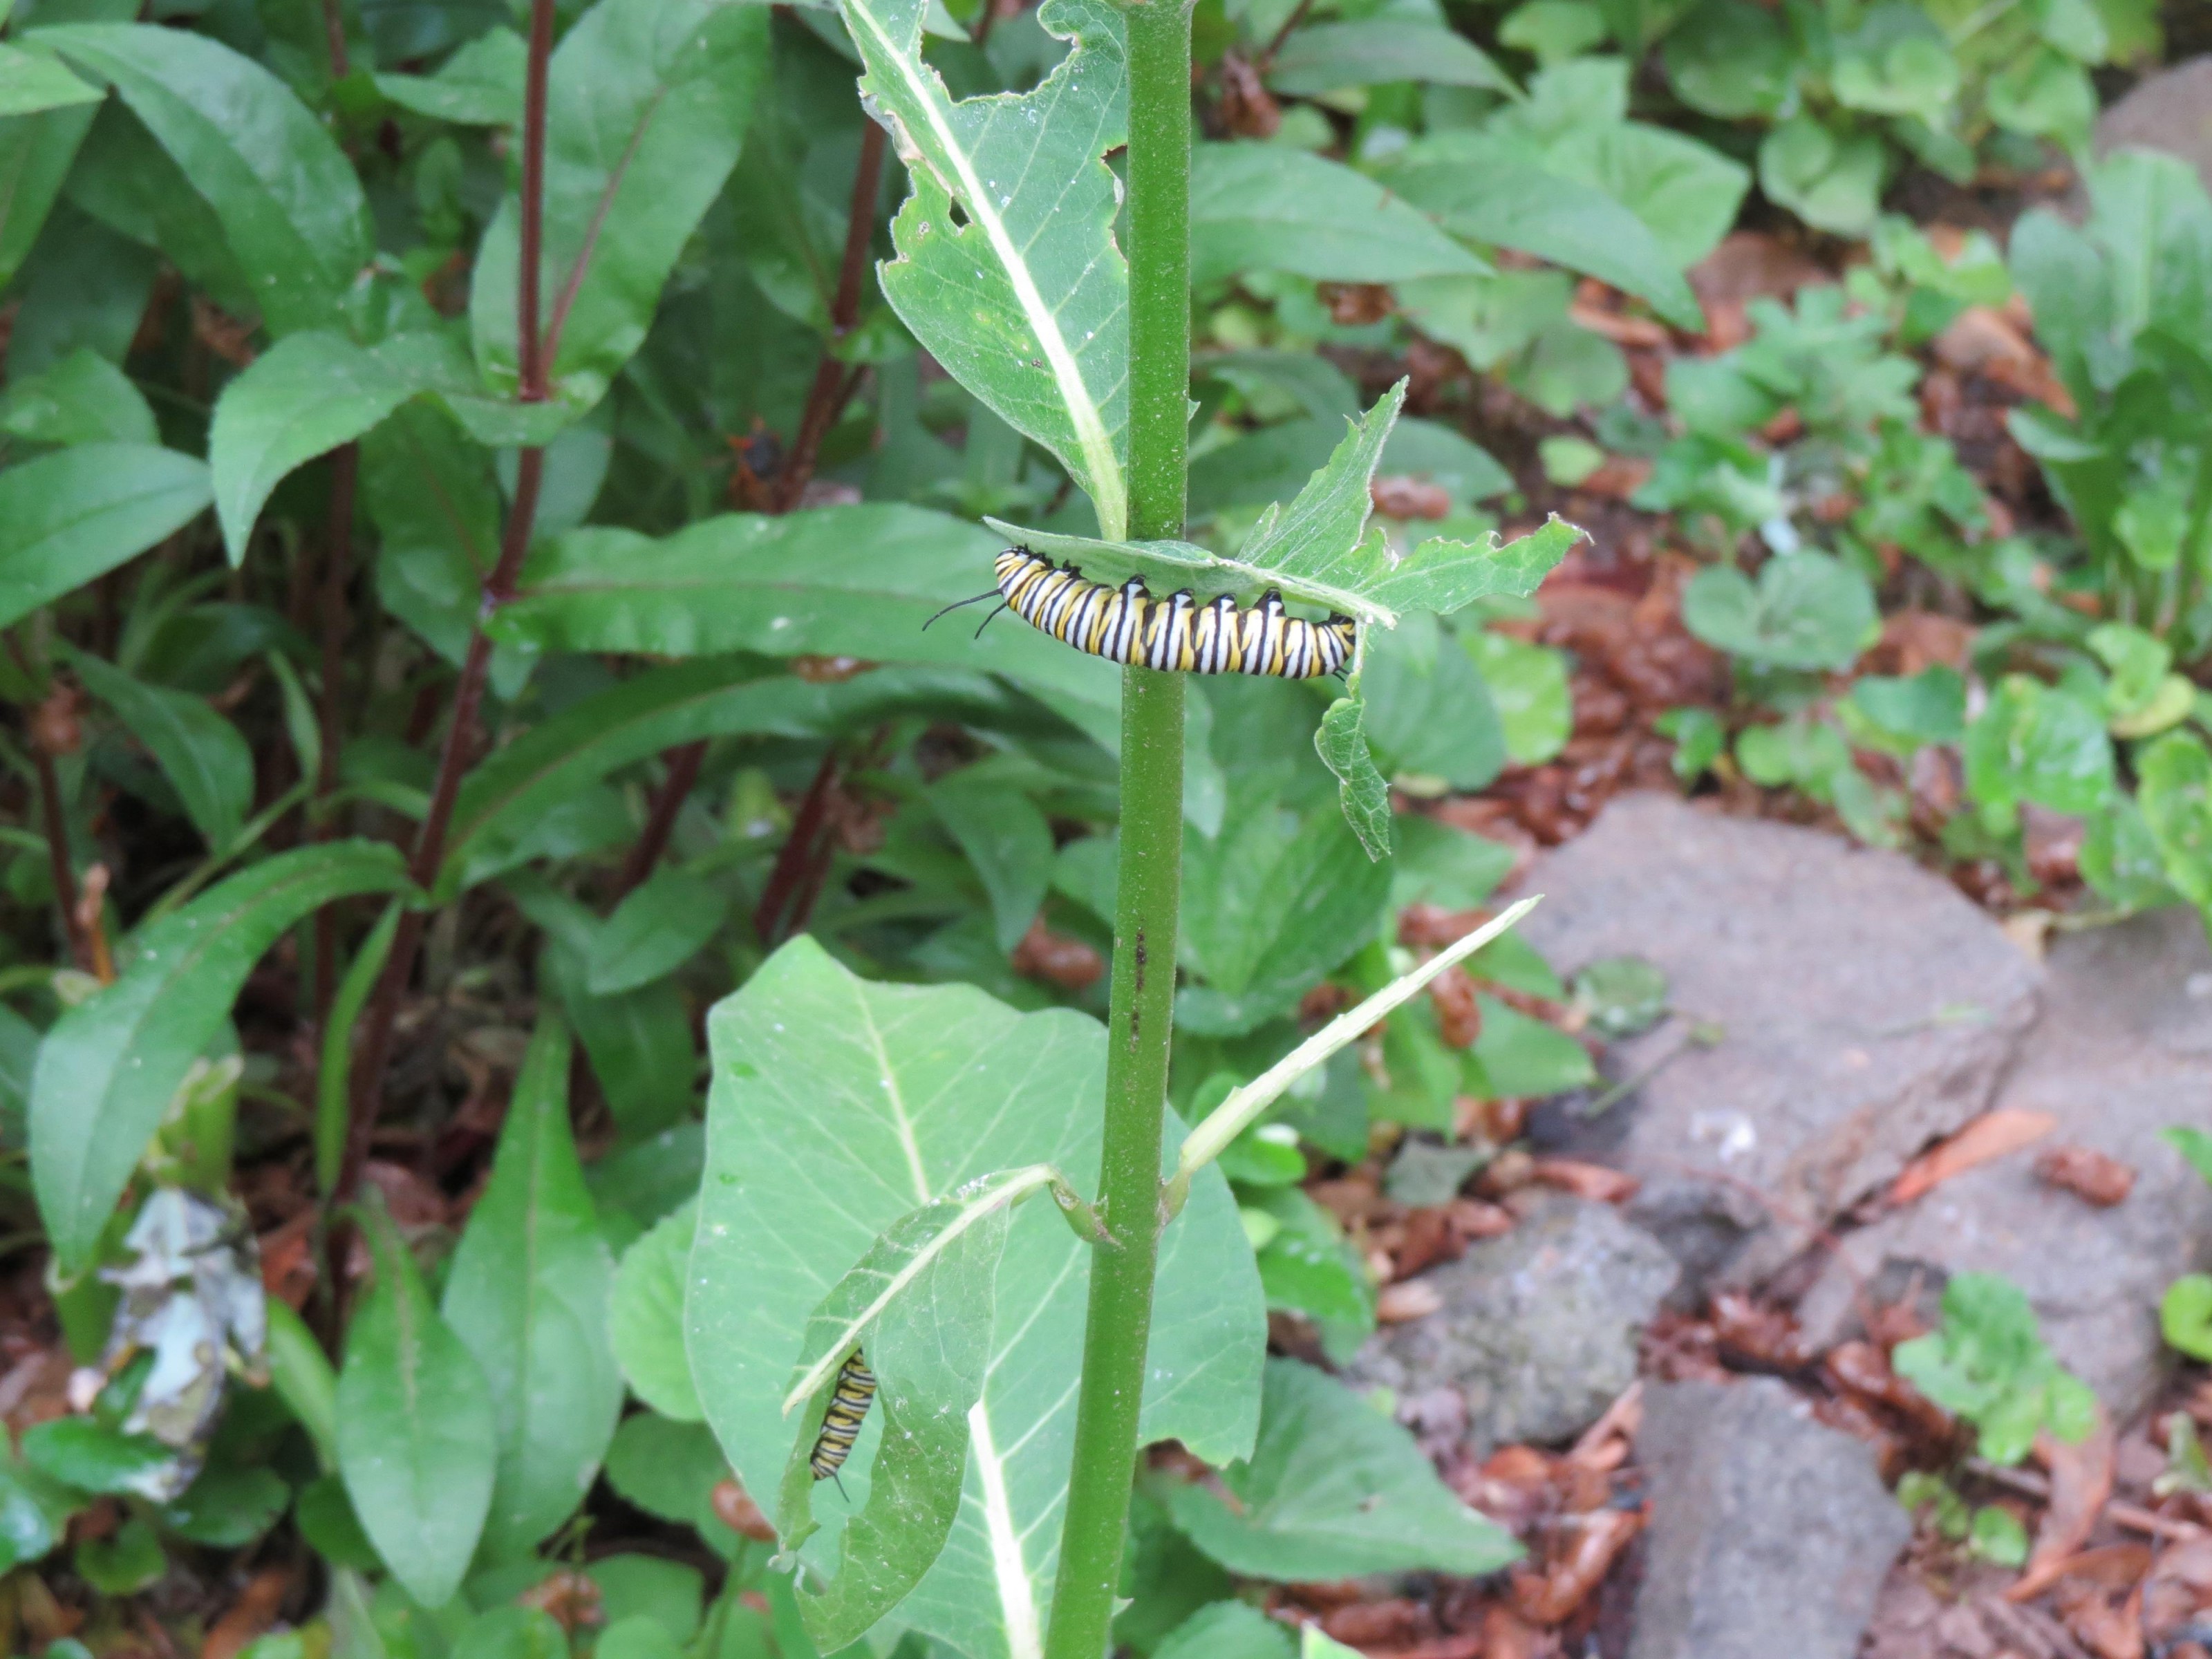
[1889,1109,2059,1206]
[518,1571,603,1632]
[1509,1508,1642,1624]
[711,1477,778,1543]
[2010,1407,2116,1601]
[1431,966,1483,1048]
[1528,1158,1637,1203]
[200,1567,297,1659]
[1011,918,1105,991]
[1373,476,1455,521]
[1217,51,1282,138]
[1378,1279,1445,1323]
[2033,1145,2135,1208]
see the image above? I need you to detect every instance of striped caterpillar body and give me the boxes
[992,547,1356,679]
[809,1349,877,1488]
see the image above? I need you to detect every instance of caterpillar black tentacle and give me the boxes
[808,1349,878,1497]
[989,546,1356,678]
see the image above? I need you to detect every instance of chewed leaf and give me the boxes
[988,386,1582,629]
[852,0,1130,536]
[1315,691,1391,861]
[774,1182,1022,1651]
[779,1167,1054,1416]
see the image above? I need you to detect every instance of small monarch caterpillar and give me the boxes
[928,546,1356,679]
[809,1349,878,1493]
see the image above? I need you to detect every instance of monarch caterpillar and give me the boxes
[808,1349,878,1493]
[929,546,1356,679]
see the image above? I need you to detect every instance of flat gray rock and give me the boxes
[1348,1194,1677,1451]
[1511,793,2042,1288]
[1629,1378,1909,1659]
[1799,908,2212,1419]
[2096,58,2212,195]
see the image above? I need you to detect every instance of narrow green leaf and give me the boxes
[470,0,769,411]
[854,0,1130,535]
[0,443,211,634]
[371,28,523,126]
[318,902,401,1195]
[774,1174,1042,1651]
[209,332,424,566]
[686,939,1264,1659]
[611,1201,703,1422]
[1191,144,1486,287]
[490,506,1120,729]
[32,24,371,335]
[440,1015,622,1557]
[1268,19,1512,94]
[0,43,101,116]
[1376,132,1703,330]
[1157,1602,1295,1659]
[589,868,727,996]
[543,941,697,1140]
[1165,1359,1521,1579]
[62,645,252,850]
[337,1199,496,1611]
[30,841,413,1271]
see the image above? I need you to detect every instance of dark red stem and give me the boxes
[611,740,708,902]
[332,0,556,1215]
[32,745,88,974]
[753,750,840,946]
[775,120,887,512]
[321,0,349,79]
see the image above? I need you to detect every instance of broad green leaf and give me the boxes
[156,1464,288,1548]
[0,1452,77,1573]
[1268,20,1511,94]
[1544,119,1750,270]
[1376,133,1703,331]
[0,346,154,446]
[489,506,1120,731]
[359,400,512,675]
[1663,0,1794,117]
[209,332,425,566]
[1962,676,2115,825]
[441,1015,623,1558]
[2166,1125,2212,1188]
[75,1516,162,1593]
[611,1202,703,1422]
[1470,995,1595,1097]
[63,644,252,850]
[447,1606,566,1659]
[64,100,256,322]
[33,25,371,335]
[0,443,211,633]
[471,0,770,413]
[589,1558,702,1647]
[0,102,102,289]
[1757,116,1886,237]
[2139,730,2212,919]
[1190,144,1486,288]
[372,28,523,126]
[1360,612,1505,791]
[337,1199,496,1610]
[1304,1630,1363,1659]
[687,939,1264,1659]
[0,45,100,118]
[589,868,727,995]
[774,1173,1042,1650]
[596,1618,684,1659]
[1179,778,1391,1035]
[1156,1602,1294,1659]
[21,1417,172,1493]
[603,1413,736,1544]
[1680,552,1877,671]
[30,841,412,1271]
[1164,1358,1521,1579]
[1466,630,1571,765]
[855,0,1130,535]
[930,776,1053,953]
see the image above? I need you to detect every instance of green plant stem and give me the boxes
[1043,3,1190,1656]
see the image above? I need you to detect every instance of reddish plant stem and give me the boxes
[331,0,556,1217]
[775,120,887,513]
[752,749,840,946]
[312,443,358,1027]
[1257,0,1314,71]
[32,745,88,974]
[320,0,349,79]
[611,740,709,902]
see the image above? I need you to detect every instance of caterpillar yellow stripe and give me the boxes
[808,1349,877,1485]
[993,547,1355,679]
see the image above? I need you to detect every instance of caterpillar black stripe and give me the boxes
[808,1349,877,1491]
[979,546,1356,678]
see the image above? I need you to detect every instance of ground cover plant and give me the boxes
[0,0,2205,1653]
